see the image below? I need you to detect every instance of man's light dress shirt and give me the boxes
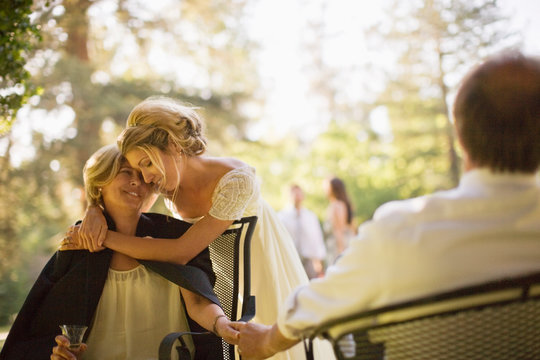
[279,207,326,261]
[277,169,540,339]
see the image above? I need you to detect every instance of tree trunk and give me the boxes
[60,0,94,210]
[437,44,460,186]
[63,0,92,62]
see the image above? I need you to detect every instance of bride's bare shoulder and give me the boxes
[208,156,249,171]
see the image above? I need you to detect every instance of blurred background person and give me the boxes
[323,177,355,264]
[279,184,326,279]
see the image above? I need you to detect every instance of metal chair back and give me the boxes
[160,216,257,360]
[305,271,540,360]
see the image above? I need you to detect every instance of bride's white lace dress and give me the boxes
[181,166,335,360]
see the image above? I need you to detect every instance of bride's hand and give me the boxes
[79,205,108,252]
[59,224,105,251]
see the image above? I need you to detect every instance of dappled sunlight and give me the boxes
[1,0,539,341]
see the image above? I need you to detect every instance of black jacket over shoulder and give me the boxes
[0,212,223,360]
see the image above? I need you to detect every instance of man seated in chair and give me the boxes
[233,51,540,359]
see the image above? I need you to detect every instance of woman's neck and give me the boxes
[178,156,211,191]
[106,207,142,270]
[168,156,234,218]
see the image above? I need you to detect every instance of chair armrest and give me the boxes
[159,331,214,360]
[239,295,256,322]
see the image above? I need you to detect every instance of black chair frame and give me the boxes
[305,271,540,360]
[159,216,258,360]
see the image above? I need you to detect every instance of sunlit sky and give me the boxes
[245,0,388,140]
[245,0,540,140]
[4,0,540,166]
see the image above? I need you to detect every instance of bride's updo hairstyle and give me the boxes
[117,97,208,193]
[118,96,207,158]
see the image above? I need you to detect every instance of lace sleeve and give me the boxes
[209,167,259,220]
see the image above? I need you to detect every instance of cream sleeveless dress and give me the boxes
[324,202,355,266]
[83,265,192,360]
[180,166,335,360]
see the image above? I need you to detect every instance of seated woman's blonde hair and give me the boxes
[83,144,124,207]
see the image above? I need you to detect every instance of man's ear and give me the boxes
[454,126,474,172]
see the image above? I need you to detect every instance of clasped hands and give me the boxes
[59,206,108,252]
[231,322,298,360]
[59,224,105,252]
[58,206,108,252]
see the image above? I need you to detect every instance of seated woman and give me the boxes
[0,145,238,360]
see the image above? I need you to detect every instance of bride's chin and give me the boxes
[163,181,179,194]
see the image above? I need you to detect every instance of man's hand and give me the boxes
[234,322,274,359]
[215,316,240,345]
[233,322,299,360]
[50,335,87,360]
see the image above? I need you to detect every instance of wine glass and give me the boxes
[59,325,88,350]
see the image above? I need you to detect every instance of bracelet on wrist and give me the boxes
[212,314,228,336]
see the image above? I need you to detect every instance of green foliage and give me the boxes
[0,132,73,326]
[0,0,521,330]
[0,0,43,135]
[0,269,29,325]
[371,0,517,186]
[227,120,431,230]
[0,0,258,326]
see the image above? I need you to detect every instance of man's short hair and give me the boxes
[453,52,540,173]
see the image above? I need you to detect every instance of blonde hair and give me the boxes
[83,144,125,207]
[117,96,207,202]
[119,96,207,156]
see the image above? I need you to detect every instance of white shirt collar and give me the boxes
[460,168,538,191]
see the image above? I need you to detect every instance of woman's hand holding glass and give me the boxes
[51,335,87,360]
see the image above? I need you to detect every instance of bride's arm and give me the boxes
[107,215,233,264]
[78,192,159,252]
[69,215,233,264]
[71,167,255,263]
